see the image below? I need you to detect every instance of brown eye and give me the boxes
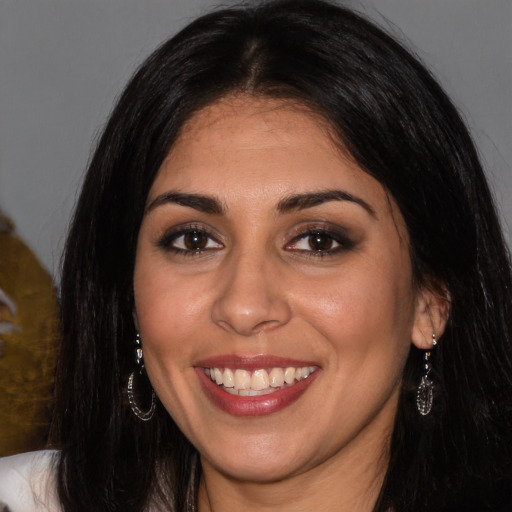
[285,226,353,257]
[184,230,208,250]
[159,227,223,254]
[308,232,334,251]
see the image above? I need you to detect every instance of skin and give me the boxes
[133,95,447,511]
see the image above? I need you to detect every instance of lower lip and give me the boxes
[195,368,319,416]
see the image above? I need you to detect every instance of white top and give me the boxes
[0,450,59,511]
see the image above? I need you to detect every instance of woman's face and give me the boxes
[133,96,428,483]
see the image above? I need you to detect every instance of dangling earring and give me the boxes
[416,333,437,416]
[127,333,156,421]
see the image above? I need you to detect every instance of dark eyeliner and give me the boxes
[156,228,187,251]
[287,225,355,257]
[156,224,221,256]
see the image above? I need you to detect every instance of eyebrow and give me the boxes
[145,192,225,215]
[277,190,376,217]
[145,189,376,218]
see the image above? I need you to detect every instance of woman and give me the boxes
[0,0,510,510]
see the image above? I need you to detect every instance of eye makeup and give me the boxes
[285,222,356,259]
[156,223,223,257]
[154,218,357,262]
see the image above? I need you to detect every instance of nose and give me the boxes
[211,249,292,336]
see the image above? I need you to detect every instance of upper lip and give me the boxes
[194,354,319,369]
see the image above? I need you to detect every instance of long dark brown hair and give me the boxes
[50,1,512,510]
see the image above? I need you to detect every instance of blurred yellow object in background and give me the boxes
[0,213,58,456]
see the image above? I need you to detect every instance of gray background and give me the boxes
[1,0,510,278]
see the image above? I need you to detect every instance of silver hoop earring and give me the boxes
[127,333,156,421]
[416,333,437,416]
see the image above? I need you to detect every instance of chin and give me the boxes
[199,430,319,483]
[206,455,304,484]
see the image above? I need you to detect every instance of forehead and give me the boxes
[149,95,391,216]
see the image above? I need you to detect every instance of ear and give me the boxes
[411,284,450,349]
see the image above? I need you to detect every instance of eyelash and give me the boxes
[157,225,223,256]
[285,226,354,258]
[157,224,354,258]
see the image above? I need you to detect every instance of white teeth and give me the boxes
[206,365,317,394]
[251,369,270,391]
[299,367,310,380]
[284,367,296,385]
[269,367,285,387]
[234,369,251,390]
[214,368,223,385]
[238,388,274,396]
[222,368,234,388]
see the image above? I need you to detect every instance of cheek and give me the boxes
[133,260,205,414]
[295,254,415,368]
[133,257,214,370]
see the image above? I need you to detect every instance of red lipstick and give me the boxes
[194,355,320,417]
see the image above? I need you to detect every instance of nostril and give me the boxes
[212,302,292,336]
[213,318,277,336]
[252,319,283,334]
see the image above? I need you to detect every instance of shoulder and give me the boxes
[0,450,60,512]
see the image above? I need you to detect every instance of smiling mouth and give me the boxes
[205,366,318,396]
